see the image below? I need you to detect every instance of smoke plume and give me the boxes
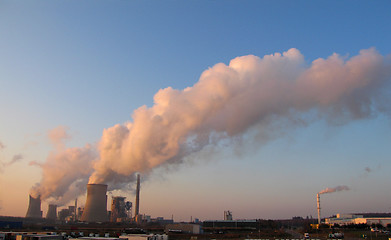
[318,186,350,195]
[0,141,5,150]
[364,167,372,173]
[31,48,391,202]
[4,154,24,167]
[89,48,391,187]
[30,126,97,205]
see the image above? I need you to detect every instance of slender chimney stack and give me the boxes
[81,184,108,222]
[74,198,78,221]
[317,193,321,224]
[135,174,140,219]
[46,204,57,220]
[25,195,42,218]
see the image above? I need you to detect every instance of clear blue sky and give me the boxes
[0,0,391,221]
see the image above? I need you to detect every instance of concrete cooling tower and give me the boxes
[25,195,42,218]
[46,204,57,220]
[81,184,108,222]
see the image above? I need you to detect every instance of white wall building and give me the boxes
[325,213,391,227]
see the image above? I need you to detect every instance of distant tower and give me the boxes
[26,195,42,218]
[317,193,321,224]
[81,184,108,222]
[224,210,233,221]
[74,198,78,221]
[111,196,127,222]
[46,204,57,220]
[135,174,140,219]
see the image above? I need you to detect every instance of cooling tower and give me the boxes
[80,184,108,222]
[25,195,42,218]
[46,204,57,220]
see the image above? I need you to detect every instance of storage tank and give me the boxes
[80,184,108,222]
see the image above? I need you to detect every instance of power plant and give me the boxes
[25,195,42,218]
[46,204,57,220]
[24,176,141,223]
[80,184,109,222]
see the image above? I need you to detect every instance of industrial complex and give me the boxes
[1,174,391,240]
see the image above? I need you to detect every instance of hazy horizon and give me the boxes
[1,1,391,222]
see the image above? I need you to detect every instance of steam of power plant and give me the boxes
[30,126,97,205]
[30,48,391,205]
[318,185,350,195]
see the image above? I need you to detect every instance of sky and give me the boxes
[0,0,391,222]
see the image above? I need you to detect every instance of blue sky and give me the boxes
[0,1,391,221]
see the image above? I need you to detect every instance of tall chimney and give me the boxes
[74,198,78,221]
[46,204,57,220]
[80,184,108,222]
[317,193,321,224]
[135,174,140,218]
[25,195,42,218]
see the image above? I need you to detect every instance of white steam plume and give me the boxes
[30,126,97,206]
[89,48,391,187]
[318,185,350,195]
[30,48,391,201]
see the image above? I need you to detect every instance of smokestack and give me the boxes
[317,193,321,224]
[80,184,108,222]
[25,195,42,218]
[74,198,77,221]
[135,174,140,218]
[46,204,57,220]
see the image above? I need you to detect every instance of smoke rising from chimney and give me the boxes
[30,126,97,205]
[30,48,391,202]
[318,185,350,195]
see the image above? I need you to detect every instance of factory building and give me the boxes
[111,196,127,222]
[119,234,168,240]
[224,211,233,221]
[203,219,258,229]
[325,213,391,227]
[58,205,77,222]
[164,223,202,234]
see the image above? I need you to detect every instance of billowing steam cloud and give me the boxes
[318,186,350,195]
[31,48,391,204]
[30,126,97,205]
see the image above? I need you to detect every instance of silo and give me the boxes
[25,195,42,218]
[46,204,57,220]
[80,184,108,222]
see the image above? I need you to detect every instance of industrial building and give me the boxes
[325,213,391,227]
[119,234,168,240]
[203,219,258,229]
[164,224,202,234]
[111,197,128,222]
